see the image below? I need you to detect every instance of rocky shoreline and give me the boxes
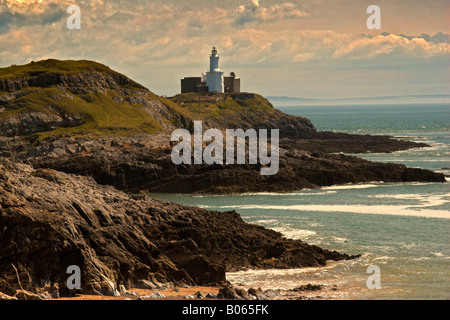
[52,283,331,301]
[0,59,446,300]
[8,135,442,194]
[0,158,358,300]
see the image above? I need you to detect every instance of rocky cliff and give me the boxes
[0,59,443,193]
[0,158,356,298]
[0,59,445,299]
[1,59,427,152]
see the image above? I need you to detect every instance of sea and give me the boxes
[150,103,449,300]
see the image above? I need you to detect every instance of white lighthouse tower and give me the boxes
[204,47,224,93]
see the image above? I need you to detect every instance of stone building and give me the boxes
[180,77,201,93]
[224,72,240,93]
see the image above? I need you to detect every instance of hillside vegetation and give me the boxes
[0,59,116,81]
[0,60,193,140]
[170,92,276,118]
[0,59,427,155]
[0,59,306,142]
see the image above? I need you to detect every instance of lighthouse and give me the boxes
[204,47,224,93]
[180,47,240,94]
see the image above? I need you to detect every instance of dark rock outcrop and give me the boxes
[280,131,429,154]
[17,136,444,194]
[0,158,357,299]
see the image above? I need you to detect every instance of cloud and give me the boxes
[429,32,450,44]
[0,0,447,68]
[333,33,450,60]
[373,32,450,44]
[292,52,315,62]
[235,0,310,26]
[0,0,448,97]
[0,0,66,33]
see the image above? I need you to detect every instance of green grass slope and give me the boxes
[1,59,114,81]
[0,59,289,141]
[0,60,178,140]
[170,92,275,120]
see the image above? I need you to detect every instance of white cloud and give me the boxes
[292,52,315,62]
[333,34,450,60]
[235,0,310,26]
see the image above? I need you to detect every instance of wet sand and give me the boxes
[56,286,220,300]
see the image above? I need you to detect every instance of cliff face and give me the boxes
[0,59,423,150]
[0,59,446,300]
[168,92,317,138]
[0,59,444,194]
[0,59,318,141]
[0,59,197,139]
[0,158,355,298]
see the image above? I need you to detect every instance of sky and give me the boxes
[0,0,449,99]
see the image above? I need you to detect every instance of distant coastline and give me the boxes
[268,94,450,106]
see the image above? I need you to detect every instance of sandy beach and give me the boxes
[56,286,220,300]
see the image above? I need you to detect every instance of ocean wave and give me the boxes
[331,236,348,243]
[304,190,338,195]
[203,204,450,219]
[308,221,324,227]
[253,219,280,225]
[227,265,335,278]
[226,260,365,297]
[233,191,339,196]
[320,183,384,190]
[239,192,302,196]
[270,227,316,239]
[406,182,444,186]
[370,255,395,263]
[369,193,425,199]
[368,194,448,207]
[435,170,450,175]
[397,242,418,249]
[412,257,431,261]
[368,159,450,162]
